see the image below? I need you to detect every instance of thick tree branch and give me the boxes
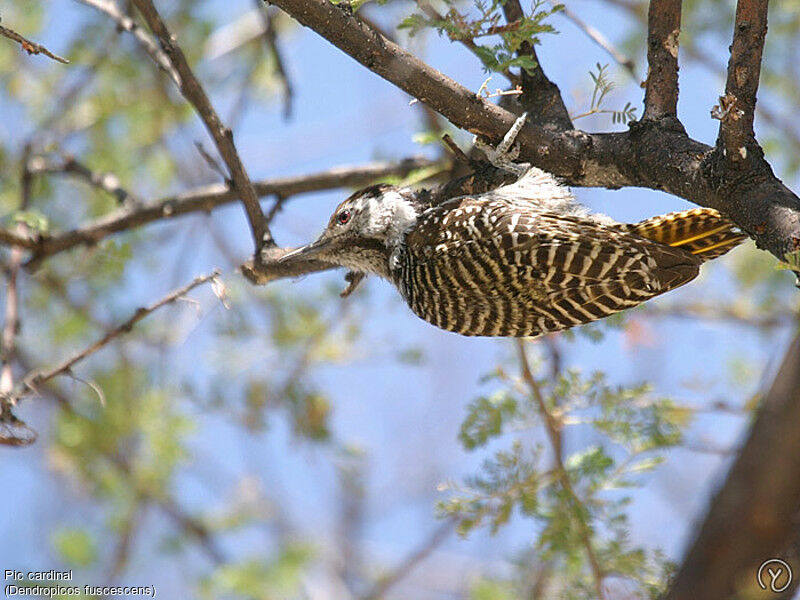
[20,157,442,267]
[264,0,800,273]
[665,329,800,599]
[716,0,769,165]
[265,0,531,145]
[132,0,270,251]
[642,0,682,121]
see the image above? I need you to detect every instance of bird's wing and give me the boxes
[404,199,701,336]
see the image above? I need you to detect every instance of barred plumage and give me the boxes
[279,167,746,338]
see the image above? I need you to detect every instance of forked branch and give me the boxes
[264,0,800,272]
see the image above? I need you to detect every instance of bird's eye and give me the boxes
[336,209,351,225]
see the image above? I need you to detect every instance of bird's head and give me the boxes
[278,184,420,277]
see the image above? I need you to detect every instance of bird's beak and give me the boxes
[277,237,333,262]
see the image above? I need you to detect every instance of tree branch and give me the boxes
[716,0,769,164]
[0,21,69,64]
[0,148,34,397]
[16,270,220,400]
[28,154,135,205]
[0,229,37,250]
[361,519,455,600]
[1,241,23,396]
[266,0,800,271]
[21,157,443,267]
[265,0,529,144]
[665,329,800,599]
[131,0,270,251]
[253,0,294,118]
[642,0,682,121]
[601,0,800,158]
[516,341,606,599]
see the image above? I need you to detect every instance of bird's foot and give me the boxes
[340,270,365,297]
[474,112,531,178]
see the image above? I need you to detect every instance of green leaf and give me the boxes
[12,209,49,233]
[53,528,96,567]
[459,392,518,449]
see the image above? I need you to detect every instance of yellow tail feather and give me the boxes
[627,208,747,260]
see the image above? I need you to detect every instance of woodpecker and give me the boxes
[279,118,746,337]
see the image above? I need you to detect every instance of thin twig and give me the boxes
[111,454,227,564]
[0,246,23,396]
[27,154,136,205]
[17,270,220,399]
[155,495,226,564]
[193,141,229,182]
[440,134,470,165]
[0,147,34,396]
[132,0,270,250]
[415,0,518,86]
[0,148,37,446]
[106,504,141,583]
[549,0,636,79]
[0,21,69,63]
[361,519,456,600]
[32,29,117,143]
[642,0,682,120]
[253,0,293,118]
[75,0,179,85]
[639,302,797,329]
[516,340,606,600]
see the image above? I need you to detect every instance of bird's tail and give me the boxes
[625,208,747,260]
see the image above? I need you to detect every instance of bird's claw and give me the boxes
[340,270,365,298]
[474,112,531,178]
